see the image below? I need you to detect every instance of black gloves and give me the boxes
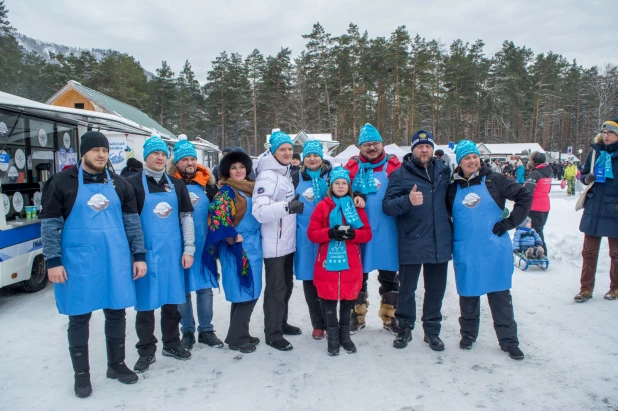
[287,194,304,215]
[328,225,347,241]
[492,220,509,237]
[584,173,596,184]
[344,228,356,240]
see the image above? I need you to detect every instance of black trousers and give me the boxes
[529,211,549,255]
[135,304,181,357]
[360,270,399,295]
[319,299,354,328]
[395,263,448,335]
[459,290,519,348]
[68,309,126,373]
[263,253,294,342]
[225,299,258,346]
[303,280,326,330]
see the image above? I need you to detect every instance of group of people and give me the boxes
[40,117,618,398]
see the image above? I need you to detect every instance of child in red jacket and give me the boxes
[307,166,372,356]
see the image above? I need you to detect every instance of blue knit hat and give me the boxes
[410,129,435,151]
[303,140,323,159]
[329,166,351,185]
[269,130,293,154]
[173,140,197,163]
[454,140,480,164]
[143,135,169,159]
[358,124,383,146]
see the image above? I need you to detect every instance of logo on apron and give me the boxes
[189,192,200,206]
[462,193,481,208]
[374,178,382,189]
[153,202,173,218]
[302,187,314,200]
[164,184,172,192]
[87,194,110,211]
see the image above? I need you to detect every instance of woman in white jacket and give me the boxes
[252,131,305,351]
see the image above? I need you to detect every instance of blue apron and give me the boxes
[294,176,321,280]
[55,167,135,316]
[452,176,513,296]
[220,193,263,302]
[134,172,186,311]
[360,168,399,272]
[184,184,218,291]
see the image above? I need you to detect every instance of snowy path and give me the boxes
[0,193,616,411]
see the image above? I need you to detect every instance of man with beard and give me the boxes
[344,124,401,333]
[382,130,452,351]
[41,131,147,397]
[168,139,224,350]
[126,136,195,372]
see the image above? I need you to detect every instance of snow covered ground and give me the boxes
[1,185,616,411]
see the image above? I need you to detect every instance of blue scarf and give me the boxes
[326,196,364,272]
[595,150,614,180]
[352,155,388,194]
[306,169,328,204]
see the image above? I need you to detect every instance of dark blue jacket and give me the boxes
[382,154,452,265]
[579,138,618,238]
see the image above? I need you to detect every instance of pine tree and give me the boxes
[245,49,265,154]
[0,0,22,94]
[148,61,177,133]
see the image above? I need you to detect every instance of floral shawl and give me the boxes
[202,185,253,294]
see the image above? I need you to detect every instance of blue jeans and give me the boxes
[178,288,214,333]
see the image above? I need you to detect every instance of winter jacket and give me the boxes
[491,162,503,173]
[252,152,297,258]
[292,160,333,189]
[447,165,532,231]
[307,196,372,300]
[516,165,525,184]
[382,154,453,264]
[563,164,577,180]
[579,136,618,238]
[525,163,552,212]
[512,227,543,252]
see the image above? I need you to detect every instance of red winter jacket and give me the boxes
[345,152,401,181]
[526,163,552,212]
[307,196,372,301]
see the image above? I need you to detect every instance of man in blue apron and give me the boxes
[169,139,224,351]
[345,124,401,333]
[41,131,147,398]
[383,130,452,351]
[126,136,195,372]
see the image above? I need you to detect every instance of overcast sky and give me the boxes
[7,0,616,81]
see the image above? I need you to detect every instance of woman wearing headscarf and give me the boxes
[292,140,332,340]
[447,140,532,361]
[202,150,263,353]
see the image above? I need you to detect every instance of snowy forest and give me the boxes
[1,1,618,155]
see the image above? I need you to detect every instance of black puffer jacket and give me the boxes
[447,165,532,231]
[382,154,452,265]
[292,160,333,189]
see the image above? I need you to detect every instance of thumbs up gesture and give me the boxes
[287,193,305,214]
[409,184,423,206]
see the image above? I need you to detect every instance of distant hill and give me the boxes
[15,33,154,79]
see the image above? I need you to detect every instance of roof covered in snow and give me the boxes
[478,143,545,155]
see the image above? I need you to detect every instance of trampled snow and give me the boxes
[0,186,616,411]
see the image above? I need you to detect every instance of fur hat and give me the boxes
[219,151,253,179]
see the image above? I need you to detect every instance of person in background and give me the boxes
[491,160,503,174]
[345,124,401,334]
[551,161,557,179]
[525,152,552,255]
[503,161,514,179]
[292,140,332,340]
[563,161,578,196]
[203,150,263,353]
[516,160,526,184]
[447,140,532,361]
[382,130,452,352]
[574,119,618,302]
[307,167,372,356]
[290,153,302,174]
[252,131,304,351]
[41,131,146,397]
[212,147,233,182]
[513,217,545,259]
[555,161,564,180]
[120,157,143,178]
[127,136,194,372]
[168,140,223,351]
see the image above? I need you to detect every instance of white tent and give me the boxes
[384,143,409,159]
[334,145,359,164]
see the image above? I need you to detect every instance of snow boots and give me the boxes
[525,248,534,259]
[604,288,618,300]
[350,291,368,334]
[198,331,224,348]
[106,337,138,384]
[339,325,357,354]
[502,345,525,360]
[181,331,196,351]
[326,327,340,356]
[574,289,593,303]
[535,247,545,260]
[162,345,192,360]
[70,345,91,398]
[134,354,156,373]
[393,326,412,349]
[423,334,445,352]
[74,372,92,398]
[459,336,475,350]
[379,291,401,335]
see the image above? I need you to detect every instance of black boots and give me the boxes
[181,331,196,351]
[74,372,92,398]
[70,345,92,398]
[502,345,525,360]
[339,325,357,354]
[326,327,340,356]
[134,354,156,373]
[266,338,293,351]
[106,337,138,384]
[423,334,445,351]
[393,326,412,349]
[459,336,475,350]
[282,323,303,336]
[198,331,224,348]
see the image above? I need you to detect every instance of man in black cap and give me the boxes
[213,147,233,183]
[41,131,147,398]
